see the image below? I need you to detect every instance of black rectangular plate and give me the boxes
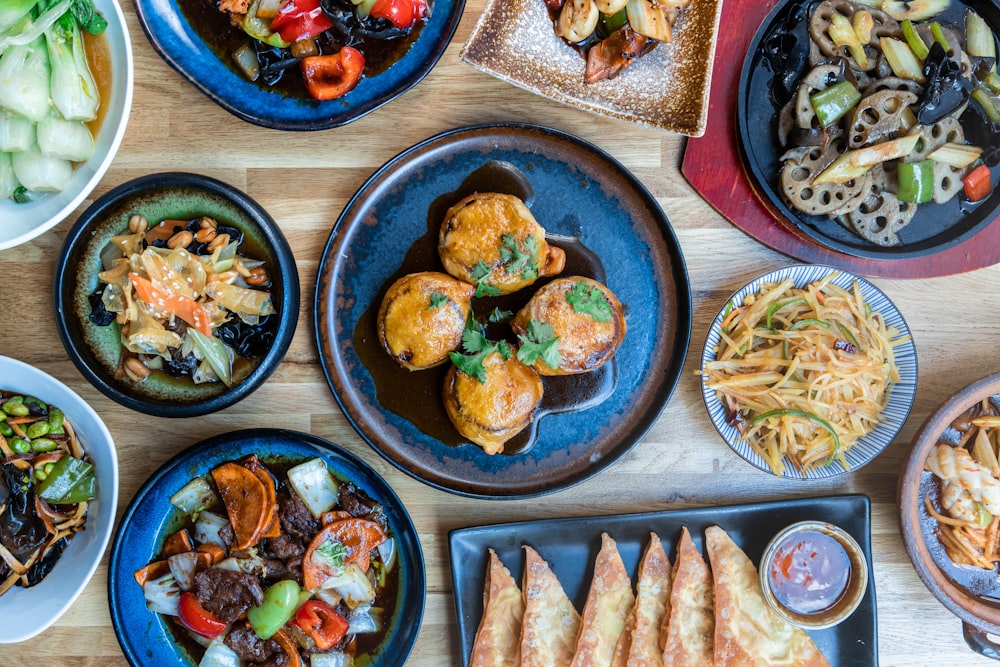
[449,494,877,667]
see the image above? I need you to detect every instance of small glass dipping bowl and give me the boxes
[759,520,869,630]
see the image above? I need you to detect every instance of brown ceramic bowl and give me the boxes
[899,371,1000,659]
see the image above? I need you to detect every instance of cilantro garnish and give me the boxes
[565,281,612,322]
[449,319,510,383]
[517,320,561,370]
[427,292,448,309]
[315,539,347,568]
[488,307,513,323]
[470,260,500,297]
[500,234,540,281]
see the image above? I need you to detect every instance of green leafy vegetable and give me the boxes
[315,539,347,569]
[517,320,560,370]
[470,260,500,297]
[449,319,510,383]
[565,281,612,322]
[70,0,107,35]
[499,234,540,281]
[488,307,512,323]
[426,292,448,309]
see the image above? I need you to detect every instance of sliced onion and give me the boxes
[232,42,260,82]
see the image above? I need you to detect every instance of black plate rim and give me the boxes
[448,493,877,667]
[313,121,693,500]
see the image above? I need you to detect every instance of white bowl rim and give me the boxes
[0,0,134,252]
[0,355,119,643]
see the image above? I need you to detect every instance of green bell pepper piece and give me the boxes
[810,80,861,127]
[897,160,935,203]
[36,455,95,504]
[248,579,301,640]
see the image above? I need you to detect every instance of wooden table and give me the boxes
[5,2,1000,665]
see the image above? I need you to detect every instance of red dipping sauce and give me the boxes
[767,529,851,615]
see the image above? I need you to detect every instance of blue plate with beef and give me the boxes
[107,429,425,666]
[134,0,464,129]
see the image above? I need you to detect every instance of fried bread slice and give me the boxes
[570,533,635,667]
[661,527,714,667]
[705,526,830,667]
[611,532,672,667]
[471,549,525,667]
[519,545,581,667]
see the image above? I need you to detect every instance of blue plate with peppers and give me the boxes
[133,0,464,129]
[107,429,425,666]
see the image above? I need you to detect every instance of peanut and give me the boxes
[246,267,270,286]
[124,358,151,382]
[207,233,230,253]
[167,230,193,250]
[128,214,148,234]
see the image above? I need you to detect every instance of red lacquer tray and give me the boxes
[681,0,1000,279]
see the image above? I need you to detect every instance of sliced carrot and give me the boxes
[211,462,268,551]
[302,518,387,589]
[241,456,279,541]
[196,543,226,566]
[161,529,194,558]
[321,510,352,526]
[273,628,303,667]
[133,560,171,587]
[129,273,213,336]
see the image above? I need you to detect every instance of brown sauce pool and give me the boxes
[83,30,113,137]
[353,161,618,455]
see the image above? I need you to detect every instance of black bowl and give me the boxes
[738,0,1000,259]
[53,172,299,417]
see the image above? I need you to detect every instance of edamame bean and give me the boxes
[35,468,47,482]
[2,397,29,417]
[9,437,30,454]
[47,408,64,433]
[31,438,58,453]
[26,421,50,439]
[0,423,12,437]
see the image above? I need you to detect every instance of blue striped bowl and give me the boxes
[700,264,917,479]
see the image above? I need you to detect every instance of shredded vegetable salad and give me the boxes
[701,273,908,474]
[91,213,276,388]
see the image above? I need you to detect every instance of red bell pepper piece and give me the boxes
[269,0,334,44]
[294,600,349,651]
[369,0,427,29]
[300,47,365,100]
[964,163,993,202]
[177,592,227,639]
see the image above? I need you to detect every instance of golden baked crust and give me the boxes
[470,549,524,667]
[511,277,626,376]
[612,532,671,667]
[570,533,635,667]
[519,546,581,667]
[438,192,565,296]
[377,271,474,370]
[705,526,830,667]
[661,527,714,667]
[443,350,543,455]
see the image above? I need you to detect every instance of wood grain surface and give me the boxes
[3,1,1000,665]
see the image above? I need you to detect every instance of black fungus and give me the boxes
[917,42,970,125]
[216,315,276,359]
[163,348,200,378]
[24,538,68,588]
[88,288,116,326]
[761,1,812,105]
[254,44,302,87]
[322,0,409,44]
[0,465,47,562]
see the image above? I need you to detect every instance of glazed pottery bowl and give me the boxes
[0,0,133,251]
[0,356,118,643]
[53,172,299,417]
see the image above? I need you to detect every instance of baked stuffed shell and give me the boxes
[438,192,566,296]
[377,272,475,371]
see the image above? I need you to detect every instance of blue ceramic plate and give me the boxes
[315,123,692,498]
[700,264,918,479]
[107,429,425,666]
[133,0,464,130]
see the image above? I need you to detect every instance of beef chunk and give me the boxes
[266,533,305,560]
[339,482,388,530]
[193,568,264,623]
[278,492,320,542]
[219,522,235,547]
[225,624,290,667]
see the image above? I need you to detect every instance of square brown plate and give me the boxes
[460,0,724,135]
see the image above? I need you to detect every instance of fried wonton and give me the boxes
[612,532,672,667]
[519,545,581,667]
[705,526,830,667]
[570,533,635,667]
[470,549,525,667]
[661,527,714,667]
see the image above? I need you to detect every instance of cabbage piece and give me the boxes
[311,652,354,667]
[45,12,98,120]
[377,537,396,575]
[0,109,34,151]
[124,309,183,358]
[216,554,266,576]
[0,38,52,121]
[144,573,181,616]
[347,604,383,635]
[37,116,93,161]
[0,151,17,199]
[168,551,200,591]
[199,639,242,667]
[320,563,375,608]
[170,477,219,516]
[194,510,230,548]
[287,458,339,519]
[206,281,275,318]
[11,144,72,191]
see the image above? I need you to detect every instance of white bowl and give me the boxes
[0,0,133,251]
[0,356,118,643]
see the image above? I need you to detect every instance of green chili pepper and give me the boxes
[897,160,935,203]
[752,408,842,464]
[810,80,861,127]
[247,579,301,639]
[836,321,861,349]
[36,455,95,504]
[599,8,627,36]
[766,298,806,329]
[789,318,830,330]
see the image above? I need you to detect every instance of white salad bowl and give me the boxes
[0,355,118,643]
[0,0,133,251]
